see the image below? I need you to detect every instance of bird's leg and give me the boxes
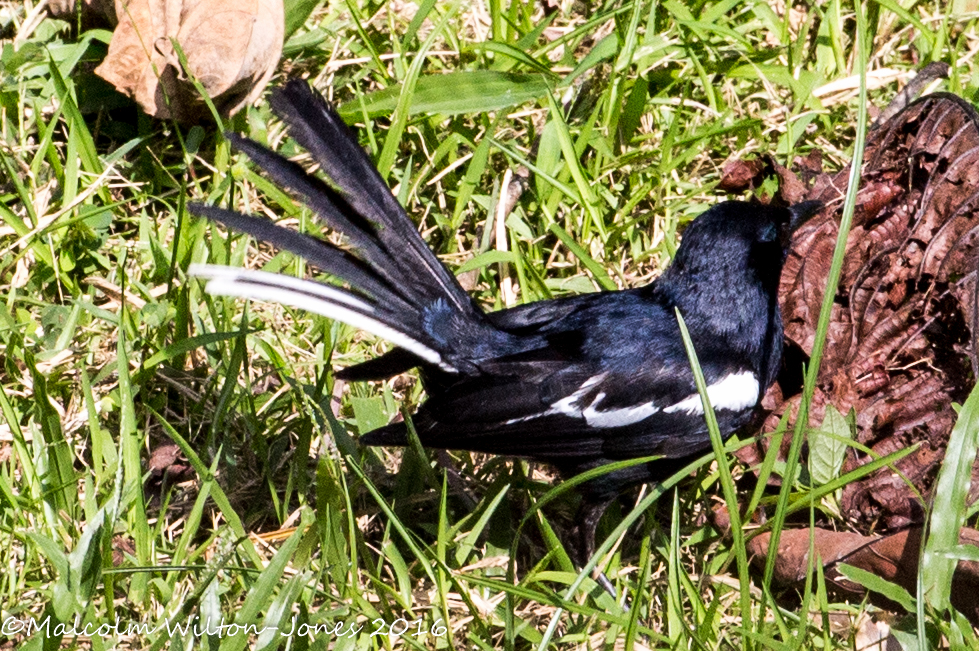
[571,497,619,600]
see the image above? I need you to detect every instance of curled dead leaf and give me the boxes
[740,93,979,530]
[94,0,284,123]
[718,157,765,193]
[146,443,195,495]
[728,91,979,624]
[748,527,871,584]
[748,526,979,625]
[716,154,810,205]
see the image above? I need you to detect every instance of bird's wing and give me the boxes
[403,358,755,461]
[393,300,760,461]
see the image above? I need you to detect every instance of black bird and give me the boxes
[189,79,820,582]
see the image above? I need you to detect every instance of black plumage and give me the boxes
[189,79,820,577]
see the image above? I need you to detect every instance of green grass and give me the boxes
[2,0,979,648]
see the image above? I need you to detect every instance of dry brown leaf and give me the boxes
[748,527,871,584]
[724,92,979,625]
[111,535,136,566]
[718,157,765,193]
[748,526,979,625]
[716,154,809,205]
[738,93,979,530]
[146,443,194,487]
[766,155,808,205]
[95,0,283,123]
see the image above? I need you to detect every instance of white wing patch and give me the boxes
[506,373,661,428]
[503,370,760,428]
[663,371,759,416]
[581,392,660,427]
[504,373,609,425]
[549,373,609,418]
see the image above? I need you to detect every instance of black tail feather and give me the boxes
[189,80,507,376]
[190,203,413,312]
[358,421,409,446]
[335,348,422,381]
[224,135,392,272]
[268,80,478,319]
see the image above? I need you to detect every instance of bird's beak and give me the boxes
[788,200,823,232]
[779,200,822,248]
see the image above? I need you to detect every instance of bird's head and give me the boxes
[665,200,822,290]
[654,199,822,374]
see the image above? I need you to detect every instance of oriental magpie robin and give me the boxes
[189,80,821,583]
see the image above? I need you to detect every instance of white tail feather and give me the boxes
[189,264,445,366]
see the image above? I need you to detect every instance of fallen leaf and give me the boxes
[748,526,979,625]
[95,0,283,123]
[716,154,808,205]
[747,93,979,533]
[730,91,979,625]
[718,157,765,193]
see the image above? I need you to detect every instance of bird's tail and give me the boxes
[189,80,485,375]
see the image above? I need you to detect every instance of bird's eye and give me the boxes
[758,223,778,242]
